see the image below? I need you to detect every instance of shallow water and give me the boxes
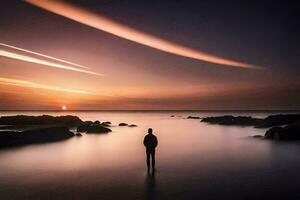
[0,111,300,200]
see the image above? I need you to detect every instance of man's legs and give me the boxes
[146,148,151,169]
[150,149,155,169]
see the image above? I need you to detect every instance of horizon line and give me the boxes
[0,109,299,112]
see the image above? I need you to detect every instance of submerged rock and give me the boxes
[0,126,74,148]
[119,123,128,126]
[253,135,264,139]
[128,124,137,127]
[187,116,201,119]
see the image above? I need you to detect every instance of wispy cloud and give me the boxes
[25,0,263,70]
[0,49,103,76]
[0,42,90,69]
[0,77,95,94]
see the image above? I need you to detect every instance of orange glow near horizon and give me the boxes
[25,0,263,70]
[0,77,95,95]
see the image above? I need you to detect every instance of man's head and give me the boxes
[148,128,153,134]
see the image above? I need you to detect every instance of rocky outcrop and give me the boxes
[101,121,112,127]
[0,125,15,129]
[201,115,262,126]
[264,124,300,140]
[0,115,82,127]
[201,114,300,128]
[86,125,111,133]
[77,122,111,133]
[76,121,93,132]
[257,114,300,128]
[94,120,101,125]
[0,126,74,148]
[264,127,283,139]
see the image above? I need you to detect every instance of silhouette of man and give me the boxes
[143,128,158,171]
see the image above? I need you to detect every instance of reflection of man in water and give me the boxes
[143,128,158,171]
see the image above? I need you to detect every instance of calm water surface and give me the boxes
[0,111,299,200]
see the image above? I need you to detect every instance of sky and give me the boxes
[0,0,299,110]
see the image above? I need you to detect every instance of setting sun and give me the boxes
[62,106,67,110]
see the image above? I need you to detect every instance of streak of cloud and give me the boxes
[0,77,95,94]
[25,0,263,70]
[0,42,90,69]
[0,49,103,76]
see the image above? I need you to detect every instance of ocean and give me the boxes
[0,111,299,199]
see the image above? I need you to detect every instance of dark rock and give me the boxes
[129,124,137,127]
[101,121,112,127]
[94,120,101,124]
[201,115,262,126]
[171,115,175,117]
[201,113,300,128]
[75,133,82,137]
[264,127,283,139]
[187,116,201,119]
[0,125,18,130]
[0,115,82,127]
[264,124,300,140]
[253,135,264,139]
[0,125,16,129]
[257,114,300,128]
[77,122,111,133]
[86,125,111,133]
[119,123,128,126]
[0,125,62,131]
[77,122,93,132]
[0,126,74,148]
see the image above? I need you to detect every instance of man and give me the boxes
[143,128,158,171]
